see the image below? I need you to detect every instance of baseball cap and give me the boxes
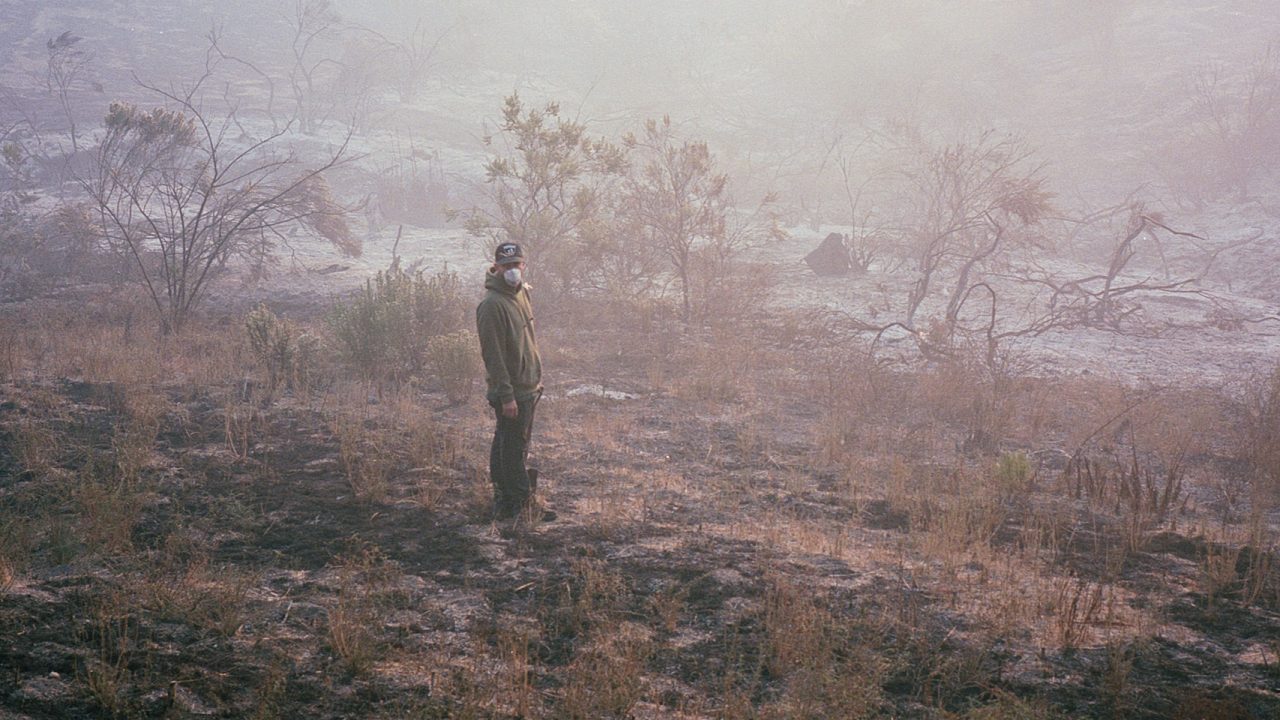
[495,242,524,265]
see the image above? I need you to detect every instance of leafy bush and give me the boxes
[428,330,480,404]
[996,451,1032,499]
[327,259,468,389]
[244,304,316,400]
[1240,364,1280,501]
[461,94,625,301]
[0,204,110,299]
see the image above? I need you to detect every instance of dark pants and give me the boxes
[490,391,539,515]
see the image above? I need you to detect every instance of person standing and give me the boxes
[476,242,554,521]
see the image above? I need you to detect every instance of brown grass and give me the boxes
[0,552,14,592]
[331,409,392,504]
[113,390,166,483]
[79,590,141,717]
[759,575,886,719]
[74,471,143,554]
[11,417,58,478]
[326,546,401,675]
[139,542,258,637]
[224,393,261,461]
[0,291,1277,718]
[559,622,652,718]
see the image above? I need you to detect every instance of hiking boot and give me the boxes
[493,497,520,520]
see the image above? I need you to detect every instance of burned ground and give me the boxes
[1,303,1278,719]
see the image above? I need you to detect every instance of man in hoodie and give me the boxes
[476,242,554,521]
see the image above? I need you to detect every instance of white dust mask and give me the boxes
[502,267,523,287]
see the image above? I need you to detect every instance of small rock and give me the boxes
[720,596,757,624]
[475,544,505,562]
[710,568,745,586]
[565,384,638,400]
[172,685,218,715]
[12,675,73,705]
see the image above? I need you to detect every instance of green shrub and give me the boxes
[428,330,480,404]
[327,259,468,389]
[244,304,315,400]
[996,451,1032,499]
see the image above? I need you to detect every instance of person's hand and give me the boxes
[502,399,518,419]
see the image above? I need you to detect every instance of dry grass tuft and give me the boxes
[139,540,258,637]
[671,329,762,404]
[78,590,141,717]
[325,545,401,674]
[559,622,652,719]
[758,576,886,719]
[327,584,381,674]
[1049,575,1112,651]
[961,689,1069,719]
[74,471,143,555]
[1240,364,1280,502]
[224,393,262,461]
[491,625,539,717]
[0,552,14,592]
[11,417,58,479]
[331,411,392,504]
[249,658,291,720]
[113,390,166,483]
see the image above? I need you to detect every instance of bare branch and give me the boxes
[78,54,357,333]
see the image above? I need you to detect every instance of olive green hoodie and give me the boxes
[476,269,542,405]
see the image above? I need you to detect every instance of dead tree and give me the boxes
[1191,45,1280,200]
[623,116,731,325]
[207,26,282,134]
[837,143,894,273]
[944,210,1231,365]
[286,0,344,135]
[392,18,452,104]
[332,33,395,134]
[81,61,358,334]
[46,30,92,154]
[900,131,1052,332]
